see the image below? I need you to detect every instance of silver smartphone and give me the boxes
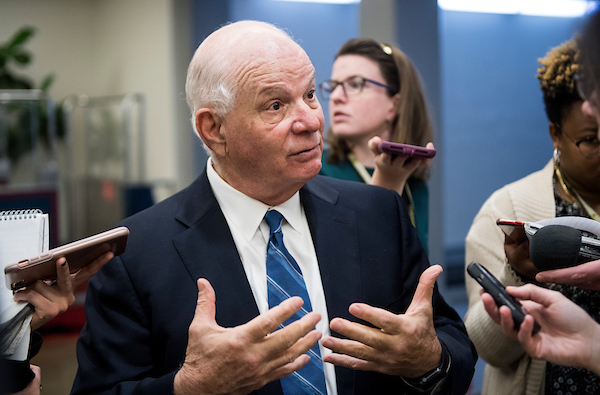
[4,226,129,291]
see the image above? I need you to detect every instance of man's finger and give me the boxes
[266,326,322,368]
[405,265,442,315]
[346,303,400,335]
[191,278,218,327]
[245,296,308,341]
[266,354,311,385]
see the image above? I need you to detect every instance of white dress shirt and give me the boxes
[206,158,338,395]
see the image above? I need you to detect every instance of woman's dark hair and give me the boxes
[537,38,581,126]
[326,38,434,181]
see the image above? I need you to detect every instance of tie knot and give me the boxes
[265,210,284,234]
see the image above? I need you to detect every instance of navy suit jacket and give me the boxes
[72,170,476,394]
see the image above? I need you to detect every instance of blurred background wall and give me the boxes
[0,1,595,393]
[0,0,592,308]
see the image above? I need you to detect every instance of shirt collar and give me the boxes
[205,157,303,240]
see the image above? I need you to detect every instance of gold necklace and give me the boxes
[554,165,600,222]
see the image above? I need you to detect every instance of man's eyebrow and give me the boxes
[256,73,315,98]
[257,86,285,98]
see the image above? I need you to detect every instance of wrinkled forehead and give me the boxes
[205,21,305,60]
[230,28,310,69]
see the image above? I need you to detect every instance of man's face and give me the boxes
[215,42,325,204]
[581,97,600,136]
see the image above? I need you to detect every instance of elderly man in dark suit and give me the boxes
[72,20,476,395]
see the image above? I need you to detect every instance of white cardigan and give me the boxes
[464,160,555,395]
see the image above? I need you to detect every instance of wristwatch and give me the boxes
[401,342,452,394]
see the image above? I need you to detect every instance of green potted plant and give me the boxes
[0,26,62,183]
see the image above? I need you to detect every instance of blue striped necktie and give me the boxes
[265,210,327,395]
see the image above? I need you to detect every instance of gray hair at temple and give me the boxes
[579,6,600,108]
[184,21,295,135]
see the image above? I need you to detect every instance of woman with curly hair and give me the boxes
[464,37,600,394]
[318,39,434,252]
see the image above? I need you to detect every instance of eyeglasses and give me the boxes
[318,75,396,99]
[555,123,600,159]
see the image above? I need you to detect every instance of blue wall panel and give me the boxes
[440,11,583,250]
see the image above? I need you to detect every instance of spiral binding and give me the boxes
[0,209,43,221]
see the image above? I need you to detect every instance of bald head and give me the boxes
[185,21,307,120]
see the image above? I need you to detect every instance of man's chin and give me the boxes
[293,162,322,183]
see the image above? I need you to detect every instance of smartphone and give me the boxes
[4,226,129,291]
[377,141,436,159]
[496,219,527,237]
[467,261,540,335]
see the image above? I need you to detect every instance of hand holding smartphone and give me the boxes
[4,226,129,291]
[496,219,527,238]
[467,261,540,335]
[377,140,436,159]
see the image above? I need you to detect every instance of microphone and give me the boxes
[529,224,600,270]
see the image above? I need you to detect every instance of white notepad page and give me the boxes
[0,209,49,360]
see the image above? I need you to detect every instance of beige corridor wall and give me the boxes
[0,0,193,191]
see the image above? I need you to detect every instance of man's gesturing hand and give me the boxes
[174,278,322,395]
[321,265,443,378]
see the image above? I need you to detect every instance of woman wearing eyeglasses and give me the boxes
[465,38,600,395]
[318,39,435,252]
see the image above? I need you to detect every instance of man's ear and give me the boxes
[195,109,226,156]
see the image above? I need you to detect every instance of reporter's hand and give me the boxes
[13,252,113,329]
[368,136,434,195]
[321,265,443,378]
[484,284,600,375]
[174,278,322,395]
[503,227,538,281]
[536,259,600,290]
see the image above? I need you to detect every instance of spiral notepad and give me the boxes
[0,209,49,360]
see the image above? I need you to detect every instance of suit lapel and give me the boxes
[301,177,360,394]
[172,171,259,328]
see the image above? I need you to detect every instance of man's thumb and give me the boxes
[407,265,442,314]
[194,278,217,321]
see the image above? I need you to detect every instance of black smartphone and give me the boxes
[467,261,540,335]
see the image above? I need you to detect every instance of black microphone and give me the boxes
[529,225,600,271]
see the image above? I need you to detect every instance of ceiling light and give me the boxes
[438,0,597,17]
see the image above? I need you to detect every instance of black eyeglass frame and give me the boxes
[318,75,397,99]
[554,122,600,159]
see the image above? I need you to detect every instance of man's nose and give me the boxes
[291,101,323,134]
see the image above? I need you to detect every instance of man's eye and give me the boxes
[269,101,281,111]
[307,90,315,99]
